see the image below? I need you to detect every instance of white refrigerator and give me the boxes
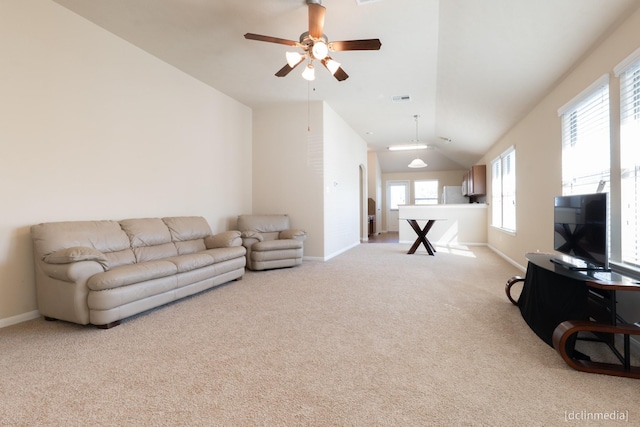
[441,186,469,204]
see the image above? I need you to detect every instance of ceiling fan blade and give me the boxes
[244,33,298,47]
[332,67,349,81]
[275,57,305,77]
[329,39,382,51]
[308,3,326,39]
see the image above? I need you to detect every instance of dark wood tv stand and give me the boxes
[506,252,640,379]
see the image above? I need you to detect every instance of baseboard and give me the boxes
[487,244,526,272]
[303,241,360,262]
[0,310,40,329]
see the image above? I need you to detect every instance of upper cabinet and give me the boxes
[462,165,486,197]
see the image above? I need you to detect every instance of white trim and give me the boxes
[487,244,526,272]
[614,47,640,77]
[303,240,360,262]
[0,310,40,329]
[557,73,610,116]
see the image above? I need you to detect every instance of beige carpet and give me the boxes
[1,244,638,426]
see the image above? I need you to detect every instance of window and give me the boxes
[491,146,516,232]
[414,180,438,205]
[558,74,611,196]
[617,54,640,268]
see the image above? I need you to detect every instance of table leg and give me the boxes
[406,219,437,255]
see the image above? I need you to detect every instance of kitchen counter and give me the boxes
[398,204,487,246]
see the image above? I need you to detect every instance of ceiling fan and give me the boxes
[244,0,382,82]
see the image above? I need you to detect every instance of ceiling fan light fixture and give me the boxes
[325,58,341,75]
[388,144,428,151]
[408,158,428,168]
[286,51,304,67]
[302,63,316,81]
[312,40,329,60]
[407,114,427,168]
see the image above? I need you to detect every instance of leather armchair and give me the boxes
[237,214,306,271]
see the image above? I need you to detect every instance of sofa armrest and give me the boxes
[39,260,106,283]
[204,230,242,248]
[279,229,307,241]
[43,246,110,270]
[240,230,264,245]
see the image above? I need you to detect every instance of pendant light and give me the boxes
[408,114,427,168]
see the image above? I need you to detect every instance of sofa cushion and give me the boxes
[203,246,247,263]
[165,253,215,273]
[120,218,172,247]
[133,243,179,263]
[87,261,178,291]
[120,218,178,262]
[104,249,136,269]
[31,220,131,257]
[173,239,206,255]
[163,216,213,255]
[163,216,212,241]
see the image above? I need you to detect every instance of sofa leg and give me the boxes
[44,316,58,322]
[95,320,121,329]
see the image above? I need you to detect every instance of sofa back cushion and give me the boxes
[237,215,290,241]
[162,216,212,255]
[31,220,135,268]
[119,218,178,263]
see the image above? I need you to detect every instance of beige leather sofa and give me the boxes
[31,216,246,328]
[237,214,306,271]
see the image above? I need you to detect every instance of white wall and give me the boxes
[252,101,367,260]
[252,102,325,258]
[0,0,252,324]
[322,103,368,259]
[479,7,640,319]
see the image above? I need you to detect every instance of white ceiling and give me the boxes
[53,0,640,173]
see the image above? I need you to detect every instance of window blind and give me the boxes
[491,158,502,227]
[619,57,640,268]
[559,76,610,196]
[491,146,516,231]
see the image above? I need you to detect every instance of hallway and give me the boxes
[365,232,399,243]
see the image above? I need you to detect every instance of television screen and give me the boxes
[553,192,608,271]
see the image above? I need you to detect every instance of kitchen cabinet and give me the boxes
[462,165,486,197]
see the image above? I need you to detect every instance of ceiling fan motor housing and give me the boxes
[299,31,329,59]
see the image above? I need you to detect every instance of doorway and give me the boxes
[386,180,409,232]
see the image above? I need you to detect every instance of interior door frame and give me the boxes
[386,180,409,232]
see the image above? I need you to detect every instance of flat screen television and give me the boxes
[553,192,609,271]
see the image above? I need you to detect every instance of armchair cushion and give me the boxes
[279,229,306,241]
[239,230,264,242]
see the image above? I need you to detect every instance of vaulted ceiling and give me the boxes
[53,0,640,172]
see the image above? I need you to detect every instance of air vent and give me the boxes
[392,95,411,103]
[356,0,381,5]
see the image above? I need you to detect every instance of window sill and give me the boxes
[490,225,516,236]
[609,261,640,281]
